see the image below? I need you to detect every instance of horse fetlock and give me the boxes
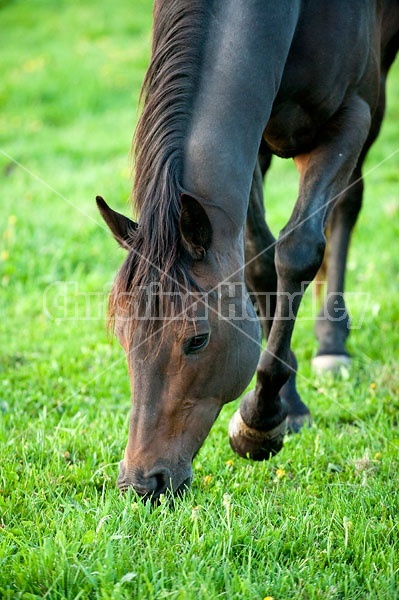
[315,305,350,355]
[228,408,287,461]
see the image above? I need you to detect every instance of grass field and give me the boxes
[1,1,399,598]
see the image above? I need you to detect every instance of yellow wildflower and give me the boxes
[203,475,212,485]
[275,468,286,479]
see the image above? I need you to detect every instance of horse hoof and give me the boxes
[287,411,312,434]
[311,354,351,373]
[228,409,287,461]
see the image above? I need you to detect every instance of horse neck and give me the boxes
[183,0,300,234]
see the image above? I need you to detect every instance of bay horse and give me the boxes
[97,0,399,499]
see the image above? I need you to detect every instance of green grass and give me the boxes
[1,1,399,598]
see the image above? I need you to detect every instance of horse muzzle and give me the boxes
[117,461,192,501]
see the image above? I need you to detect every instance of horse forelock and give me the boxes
[109,1,211,341]
[108,246,200,346]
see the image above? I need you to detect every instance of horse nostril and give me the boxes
[147,467,172,497]
[117,463,174,499]
[129,467,172,499]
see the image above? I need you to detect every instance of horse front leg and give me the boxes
[230,95,371,460]
[245,157,310,434]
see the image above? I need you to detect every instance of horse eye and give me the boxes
[185,333,209,354]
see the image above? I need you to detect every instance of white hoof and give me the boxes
[311,354,351,373]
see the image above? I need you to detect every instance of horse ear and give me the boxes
[179,194,213,260]
[96,196,138,249]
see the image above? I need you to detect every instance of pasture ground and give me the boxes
[1,1,398,598]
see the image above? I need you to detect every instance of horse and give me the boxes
[97,0,399,499]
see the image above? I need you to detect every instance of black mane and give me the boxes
[110,1,211,329]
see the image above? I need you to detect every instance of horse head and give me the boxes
[97,196,260,500]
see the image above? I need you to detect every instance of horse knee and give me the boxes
[275,227,326,285]
[256,350,292,395]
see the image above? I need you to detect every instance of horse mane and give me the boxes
[109,1,210,335]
